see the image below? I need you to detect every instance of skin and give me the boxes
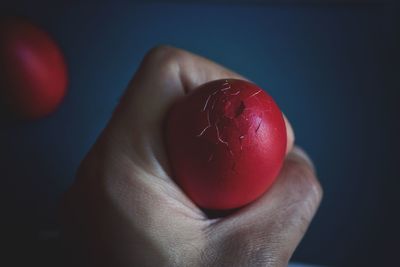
[61,46,323,267]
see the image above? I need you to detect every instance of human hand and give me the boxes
[61,46,322,267]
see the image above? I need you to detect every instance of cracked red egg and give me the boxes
[166,79,287,210]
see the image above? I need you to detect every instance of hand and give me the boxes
[61,46,323,267]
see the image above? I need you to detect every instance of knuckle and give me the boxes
[204,226,289,267]
[278,160,323,230]
[144,45,186,69]
[286,156,323,205]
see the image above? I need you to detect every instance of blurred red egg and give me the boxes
[0,17,67,120]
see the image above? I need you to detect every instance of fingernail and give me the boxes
[289,146,316,172]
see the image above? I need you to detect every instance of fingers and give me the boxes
[118,45,245,115]
[105,45,294,174]
[100,46,243,176]
[284,114,294,155]
[88,46,251,216]
[111,45,245,136]
[209,146,322,266]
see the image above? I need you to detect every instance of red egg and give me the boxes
[166,79,287,210]
[0,17,67,120]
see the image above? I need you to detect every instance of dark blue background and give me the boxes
[1,2,399,266]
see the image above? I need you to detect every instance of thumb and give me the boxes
[206,147,323,266]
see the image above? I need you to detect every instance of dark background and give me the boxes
[0,1,399,266]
